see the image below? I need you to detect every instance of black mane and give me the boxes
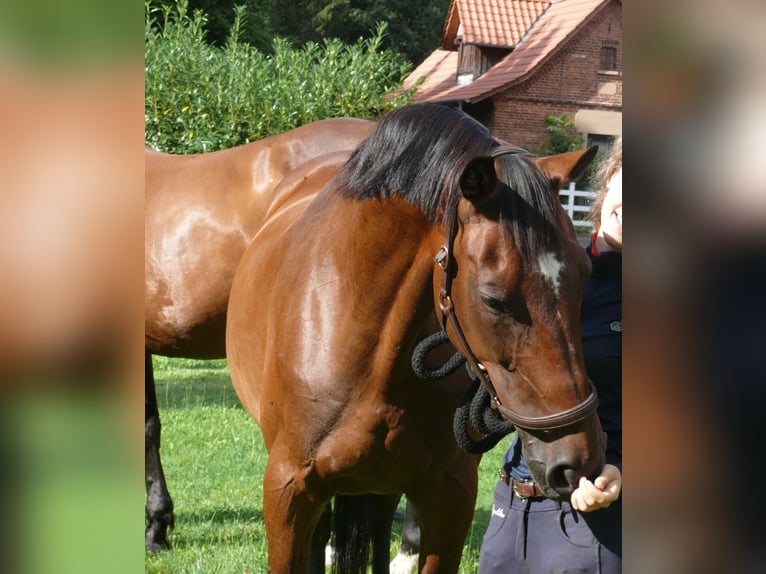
[335,103,565,263]
[335,104,495,225]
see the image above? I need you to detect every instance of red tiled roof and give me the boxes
[406,0,612,103]
[403,49,460,95]
[459,0,549,47]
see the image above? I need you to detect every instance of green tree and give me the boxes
[152,0,277,52]
[309,0,451,64]
[149,0,451,65]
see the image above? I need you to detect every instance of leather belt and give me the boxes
[499,468,546,499]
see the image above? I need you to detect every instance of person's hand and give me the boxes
[570,464,621,512]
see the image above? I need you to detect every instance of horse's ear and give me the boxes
[534,146,599,189]
[459,156,497,200]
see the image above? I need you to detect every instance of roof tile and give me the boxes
[459,0,549,47]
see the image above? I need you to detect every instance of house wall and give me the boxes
[486,0,622,149]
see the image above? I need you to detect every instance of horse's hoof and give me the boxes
[389,551,419,574]
[145,523,171,552]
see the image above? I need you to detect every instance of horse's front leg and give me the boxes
[145,350,174,550]
[263,448,328,573]
[410,464,479,573]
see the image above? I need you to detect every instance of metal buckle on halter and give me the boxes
[434,246,449,269]
[438,290,453,315]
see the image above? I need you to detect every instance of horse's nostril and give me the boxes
[545,465,579,497]
[563,467,578,488]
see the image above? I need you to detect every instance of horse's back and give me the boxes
[145,118,374,358]
[146,117,373,202]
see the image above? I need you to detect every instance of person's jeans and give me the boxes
[478,479,621,573]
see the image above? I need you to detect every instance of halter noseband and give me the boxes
[434,145,599,431]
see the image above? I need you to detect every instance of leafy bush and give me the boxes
[145,0,415,153]
[528,113,585,156]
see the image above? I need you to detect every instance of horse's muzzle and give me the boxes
[518,416,606,500]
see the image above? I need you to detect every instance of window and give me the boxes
[587,134,616,156]
[600,40,618,71]
[457,43,511,84]
[600,46,617,71]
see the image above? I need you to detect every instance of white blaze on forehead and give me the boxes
[537,251,564,297]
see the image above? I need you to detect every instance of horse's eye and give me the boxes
[480,294,513,316]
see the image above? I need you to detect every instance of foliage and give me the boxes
[530,113,585,156]
[149,0,451,65]
[146,356,514,572]
[583,146,608,190]
[307,0,452,65]
[152,0,279,53]
[145,0,415,153]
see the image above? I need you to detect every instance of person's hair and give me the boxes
[589,138,622,229]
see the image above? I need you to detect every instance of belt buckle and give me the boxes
[512,478,534,500]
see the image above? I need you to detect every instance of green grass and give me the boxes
[145,357,514,573]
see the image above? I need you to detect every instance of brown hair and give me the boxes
[589,138,622,230]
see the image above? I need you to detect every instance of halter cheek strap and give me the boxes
[435,146,599,431]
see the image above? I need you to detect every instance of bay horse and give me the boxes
[226,103,603,572]
[144,117,375,550]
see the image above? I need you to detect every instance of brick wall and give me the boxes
[486,0,622,148]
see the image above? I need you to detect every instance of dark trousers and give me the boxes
[477,480,621,573]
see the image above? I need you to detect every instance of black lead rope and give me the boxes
[411,333,515,454]
[467,367,516,437]
[410,330,466,380]
[453,367,515,454]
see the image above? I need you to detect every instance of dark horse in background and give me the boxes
[144,118,375,550]
[226,104,602,572]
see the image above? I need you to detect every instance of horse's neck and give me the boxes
[257,193,441,389]
[332,196,440,333]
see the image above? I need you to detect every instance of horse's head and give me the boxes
[434,145,603,500]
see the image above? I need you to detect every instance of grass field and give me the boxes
[145,357,515,573]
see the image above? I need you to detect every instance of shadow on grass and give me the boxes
[177,506,264,526]
[155,377,242,410]
[169,506,265,547]
[466,505,491,550]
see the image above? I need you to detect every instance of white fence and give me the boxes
[559,182,595,229]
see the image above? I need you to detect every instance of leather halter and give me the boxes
[434,146,599,431]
